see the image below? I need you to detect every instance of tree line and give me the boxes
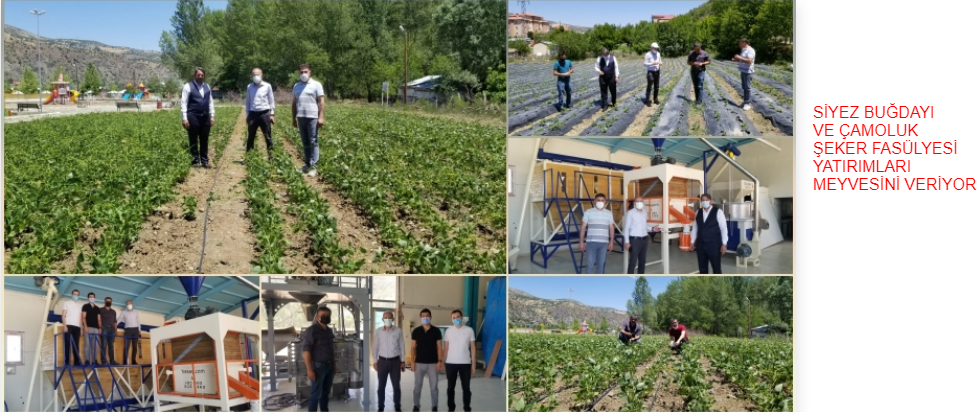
[158,0,506,102]
[533,0,792,64]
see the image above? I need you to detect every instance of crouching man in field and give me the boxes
[668,318,690,355]
[618,315,642,345]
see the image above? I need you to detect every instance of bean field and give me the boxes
[509,333,793,412]
[508,59,794,137]
[4,105,505,274]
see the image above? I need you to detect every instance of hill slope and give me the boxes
[3,24,175,86]
[509,288,629,327]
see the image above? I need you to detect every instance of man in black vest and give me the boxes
[690,193,728,274]
[594,48,619,110]
[181,67,216,168]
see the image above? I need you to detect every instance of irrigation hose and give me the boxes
[195,119,238,274]
[647,370,666,412]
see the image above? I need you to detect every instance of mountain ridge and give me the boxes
[509,287,629,327]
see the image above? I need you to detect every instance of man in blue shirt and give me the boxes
[553,51,574,111]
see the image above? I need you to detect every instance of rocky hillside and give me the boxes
[3,24,175,86]
[509,288,629,327]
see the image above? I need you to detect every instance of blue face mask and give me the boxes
[72,295,79,301]
[453,318,462,326]
[421,317,431,325]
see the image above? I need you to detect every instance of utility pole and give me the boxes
[399,26,408,106]
[30,9,46,111]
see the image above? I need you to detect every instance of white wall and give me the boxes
[2,288,257,411]
[508,138,654,257]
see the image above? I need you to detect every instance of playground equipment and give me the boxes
[122,82,151,100]
[42,73,79,105]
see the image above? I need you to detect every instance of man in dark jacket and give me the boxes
[594,48,620,110]
[690,193,728,274]
[180,67,216,168]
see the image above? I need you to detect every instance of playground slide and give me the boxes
[135,92,144,100]
[70,90,79,104]
[43,92,56,105]
[122,93,130,100]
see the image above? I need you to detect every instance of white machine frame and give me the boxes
[150,313,259,412]
[621,163,705,275]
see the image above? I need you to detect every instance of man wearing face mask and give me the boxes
[61,290,84,366]
[643,43,663,106]
[595,48,620,110]
[180,67,216,168]
[303,306,337,412]
[691,193,728,274]
[619,315,642,345]
[81,292,102,365]
[292,64,325,177]
[443,310,476,412]
[687,43,711,105]
[246,67,276,156]
[624,196,662,274]
[411,308,443,412]
[99,297,118,365]
[553,51,573,111]
[374,310,406,411]
[118,300,141,365]
[579,193,615,274]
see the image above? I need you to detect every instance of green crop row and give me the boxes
[698,338,794,411]
[243,149,290,274]
[4,108,238,273]
[266,141,365,273]
[279,106,504,273]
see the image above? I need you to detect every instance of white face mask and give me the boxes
[253,75,262,84]
[300,73,310,82]
[701,201,711,209]
[595,201,605,209]
[127,305,133,310]
[635,202,644,210]
[383,319,393,327]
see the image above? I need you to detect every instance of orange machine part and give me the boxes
[679,232,693,252]
[228,373,259,400]
[669,206,693,225]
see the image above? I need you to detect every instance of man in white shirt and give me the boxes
[643,43,663,106]
[292,64,325,177]
[443,310,476,412]
[595,49,620,110]
[691,193,728,274]
[623,196,661,274]
[373,311,406,411]
[61,289,83,366]
[246,67,276,156]
[732,38,756,111]
[180,67,216,168]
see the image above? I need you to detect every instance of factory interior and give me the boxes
[260,276,507,412]
[2,276,261,412]
[508,137,794,274]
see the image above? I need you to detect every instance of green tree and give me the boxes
[4,77,12,93]
[509,40,530,57]
[436,0,505,83]
[600,316,609,333]
[572,318,581,331]
[108,82,120,92]
[160,0,223,82]
[145,75,165,96]
[19,67,39,94]
[590,23,624,52]
[628,277,657,327]
[558,319,567,330]
[81,63,103,94]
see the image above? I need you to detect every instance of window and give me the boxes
[6,331,24,365]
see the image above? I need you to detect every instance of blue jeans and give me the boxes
[308,361,335,412]
[740,72,752,104]
[297,117,320,169]
[618,332,641,345]
[585,242,608,274]
[691,70,705,104]
[557,80,572,109]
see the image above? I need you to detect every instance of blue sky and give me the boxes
[3,1,229,51]
[508,1,706,27]
[509,276,677,311]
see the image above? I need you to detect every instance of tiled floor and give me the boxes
[261,367,507,411]
[511,240,794,274]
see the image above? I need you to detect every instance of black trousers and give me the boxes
[377,356,402,410]
[645,71,660,102]
[246,110,273,153]
[123,328,140,364]
[64,325,82,365]
[627,236,649,274]
[599,76,617,107]
[100,326,117,364]
[696,242,723,274]
[671,337,690,354]
[187,113,211,162]
[446,363,472,411]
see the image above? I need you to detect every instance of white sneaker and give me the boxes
[743,104,752,111]
[307,169,317,177]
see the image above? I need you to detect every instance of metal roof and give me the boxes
[575,138,760,167]
[3,276,259,319]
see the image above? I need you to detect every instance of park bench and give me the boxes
[17,103,41,112]
[116,101,141,112]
